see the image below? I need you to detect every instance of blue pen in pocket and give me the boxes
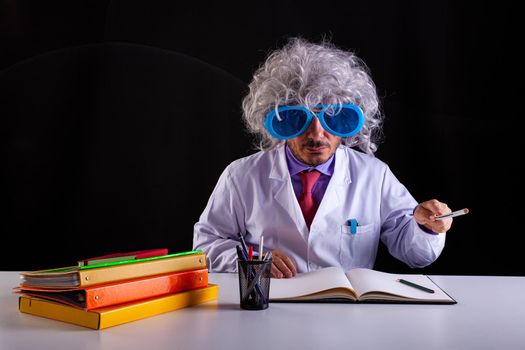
[347,219,358,235]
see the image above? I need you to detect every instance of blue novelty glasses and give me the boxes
[264,104,365,140]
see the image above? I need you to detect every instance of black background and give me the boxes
[2,1,522,274]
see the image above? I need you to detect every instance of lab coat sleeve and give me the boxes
[193,164,245,272]
[379,166,446,268]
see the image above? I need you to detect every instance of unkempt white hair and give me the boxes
[241,37,383,155]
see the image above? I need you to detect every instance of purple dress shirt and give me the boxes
[285,144,334,204]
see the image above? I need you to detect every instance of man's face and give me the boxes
[286,115,341,166]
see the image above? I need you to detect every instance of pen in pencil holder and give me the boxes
[237,258,272,310]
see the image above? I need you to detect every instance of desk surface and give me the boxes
[1,271,525,350]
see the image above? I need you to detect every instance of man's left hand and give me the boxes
[414,199,453,233]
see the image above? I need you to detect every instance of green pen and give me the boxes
[398,278,435,293]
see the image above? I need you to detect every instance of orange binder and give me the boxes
[15,268,208,309]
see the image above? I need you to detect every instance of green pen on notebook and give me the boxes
[398,278,435,294]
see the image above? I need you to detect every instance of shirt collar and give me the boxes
[285,144,335,176]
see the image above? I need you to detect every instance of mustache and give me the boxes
[303,139,330,148]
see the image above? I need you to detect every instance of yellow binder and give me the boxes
[20,251,207,288]
[19,284,219,329]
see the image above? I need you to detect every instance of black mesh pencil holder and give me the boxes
[237,258,272,310]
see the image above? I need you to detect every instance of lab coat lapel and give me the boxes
[313,147,352,226]
[268,146,307,235]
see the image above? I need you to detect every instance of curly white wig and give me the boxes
[241,37,383,155]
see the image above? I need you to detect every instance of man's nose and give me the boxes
[306,116,325,135]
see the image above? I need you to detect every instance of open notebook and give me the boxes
[270,267,456,304]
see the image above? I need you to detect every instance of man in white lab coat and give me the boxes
[193,37,453,278]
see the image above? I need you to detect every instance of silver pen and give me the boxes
[434,208,469,220]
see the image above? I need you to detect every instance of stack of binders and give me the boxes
[14,249,218,329]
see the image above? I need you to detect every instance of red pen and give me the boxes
[248,246,253,261]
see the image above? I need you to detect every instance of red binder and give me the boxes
[78,248,169,266]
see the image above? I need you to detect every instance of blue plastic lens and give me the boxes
[272,109,309,138]
[323,107,361,135]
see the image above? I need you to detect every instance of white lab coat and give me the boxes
[193,144,445,273]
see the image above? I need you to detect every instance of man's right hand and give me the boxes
[271,250,297,278]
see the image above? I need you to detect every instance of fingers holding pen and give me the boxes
[415,199,453,233]
[415,199,450,222]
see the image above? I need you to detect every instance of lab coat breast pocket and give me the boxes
[339,223,377,270]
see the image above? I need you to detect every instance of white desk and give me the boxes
[1,271,524,350]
